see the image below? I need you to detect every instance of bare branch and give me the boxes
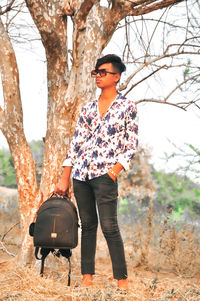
[1,222,20,242]
[0,0,16,15]
[165,73,200,103]
[5,1,25,32]
[135,98,186,110]
[124,0,184,17]
[182,98,200,110]
[122,17,135,61]
[0,241,16,257]
[144,8,167,59]
[120,46,199,94]
[76,0,97,26]
[194,101,200,110]
[132,72,200,110]
[117,17,188,34]
[122,65,166,95]
[112,0,184,20]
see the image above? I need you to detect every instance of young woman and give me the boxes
[54,54,138,290]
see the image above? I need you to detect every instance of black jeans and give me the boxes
[73,173,127,279]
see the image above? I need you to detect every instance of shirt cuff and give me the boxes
[62,158,73,167]
[118,155,130,171]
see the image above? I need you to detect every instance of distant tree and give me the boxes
[1,0,199,265]
[29,140,44,184]
[119,146,155,200]
[118,146,156,224]
[164,141,200,182]
[153,169,200,220]
[119,1,200,109]
[0,149,16,188]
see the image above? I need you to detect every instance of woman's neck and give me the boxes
[99,87,118,101]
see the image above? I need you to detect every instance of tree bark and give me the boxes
[0,16,40,264]
[0,0,185,265]
[25,0,122,200]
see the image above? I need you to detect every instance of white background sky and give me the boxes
[0,1,200,181]
[1,50,200,175]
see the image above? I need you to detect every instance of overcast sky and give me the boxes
[1,49,200,177]
[0,2,200,181]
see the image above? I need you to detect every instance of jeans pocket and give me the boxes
[98,174,118,198]
[104,173,117,184]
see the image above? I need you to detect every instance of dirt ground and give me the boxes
[1,227,200,301]
[1,187,200,300]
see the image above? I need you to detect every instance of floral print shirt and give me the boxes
[63,93,138,181]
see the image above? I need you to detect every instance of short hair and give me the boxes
[95,54,126,74]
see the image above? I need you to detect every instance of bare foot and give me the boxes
[82,274,93,287]
[118,279,128,290]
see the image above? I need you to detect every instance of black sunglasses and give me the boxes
[91,69,117,77]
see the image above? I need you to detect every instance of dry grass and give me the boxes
[123,214,200,278]
[0,258,200,301]
[1,227,200,301]
[1,191,200,300]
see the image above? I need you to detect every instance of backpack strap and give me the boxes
[58,249,72,286]
[35,247,52,276]
[34,248,72,285]
[35,247,41,260]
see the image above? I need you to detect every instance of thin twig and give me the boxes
[0,241,16,257]
[135,98,186,110]
[1,222,20,242]
[0,0,15,15]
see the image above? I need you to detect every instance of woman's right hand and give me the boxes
[54,166,72,196]
[54,178,70,196]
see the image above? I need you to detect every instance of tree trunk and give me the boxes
[28,1,120,200]
[0,0,185,265]
[0,16,41,264]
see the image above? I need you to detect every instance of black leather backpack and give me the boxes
[29,193,79,285]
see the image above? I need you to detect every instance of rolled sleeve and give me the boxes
[118,155,130,171]
[62,158,72,167]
